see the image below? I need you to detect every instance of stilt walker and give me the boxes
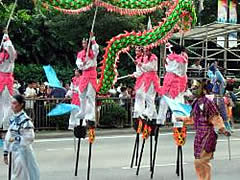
[132,46,160,176]
[157,44,188,126]
[157,43,188,178]
[0,0,18,152]
[130,46,144,168]
[74,6,99,180]
[207,64,232,158]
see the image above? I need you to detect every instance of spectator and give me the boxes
[32,81,39,95]
[64,83,71,91]
[117,83,123,95]
[109,86,117,97]
[50,87,67,98]
[191,59,202,77]
[18,80,26,95]
[119,86,130,107]
[13,80,20,95]
[127,86,135,98]
[24,80,37,119]
[25,81,37,98]
[37,84,46,98]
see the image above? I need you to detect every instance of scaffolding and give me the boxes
[159,22,240,80]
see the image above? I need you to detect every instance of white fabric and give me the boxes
[24,87,37,98]
[143,83,157,120]
[141,59,158,72]
[133,65,144,78]
[133,84,145,119]
[133,58,158,78]
[0,87,13,130]
[65,82,78,98]
[4,111,40,180]
[134,60,158,78]
[133,83,157,120]
[24,87,36,109]
[191,64,202,70]
[76,83,96,122]
[68,108,80,130]
[67,82,80,129]
[76,43,99,70]
[119,92,130,106]
[157,93,185,125]
[165,58,187,76]
[0,36,16,73]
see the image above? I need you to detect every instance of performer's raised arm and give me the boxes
[90,36,99,57]
[2,31,17,62]
[76,37,98,71]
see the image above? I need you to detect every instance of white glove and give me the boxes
[91,36,95,41]
[3,34,9,41]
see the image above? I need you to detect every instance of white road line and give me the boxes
[218,138,240,142]
[122,162,188,170]
[46,148,57,151]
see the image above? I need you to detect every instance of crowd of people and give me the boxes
[13,80,71,99]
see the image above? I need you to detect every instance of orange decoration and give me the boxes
[142,124,151,140]
[88,128,96,144]
[137,119,143,134]
[173,126,187,146]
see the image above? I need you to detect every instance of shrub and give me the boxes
[100,103,128,128]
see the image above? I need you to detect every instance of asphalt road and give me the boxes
[1,130,240,180]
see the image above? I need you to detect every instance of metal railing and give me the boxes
[25,97,133,130]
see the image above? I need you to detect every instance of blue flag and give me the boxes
[163,96,192,117]
[48,103,80,116]
[43,65,63,88]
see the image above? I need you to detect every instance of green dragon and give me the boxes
[40,0,197,94]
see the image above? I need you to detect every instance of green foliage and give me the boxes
[233,102,240,122]
[14,63,74,84]
[100,103,128,127]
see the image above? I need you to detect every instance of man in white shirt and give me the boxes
[190,59,202,77]
[24,81,37,117]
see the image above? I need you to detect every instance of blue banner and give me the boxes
[163,96,192,117]
[48,103,80,116]
[43,65,63,88]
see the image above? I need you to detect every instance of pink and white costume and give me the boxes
[76,39,99,123]
[0,34,17,130]
[133,53,160,120]
[66,76,81,129]
[157,52,188,125]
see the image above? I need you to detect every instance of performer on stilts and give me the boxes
[74,33,99,179]
[131,46,160,177]
[76,33,99,127]
[157,44,188,126]
[130,46,144,168]
[178,80,231,180]
[3,95,40,180]
[156,43,188,179]
[207,63,232,132]
[65,69,82,130]
[0,29,17,138]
